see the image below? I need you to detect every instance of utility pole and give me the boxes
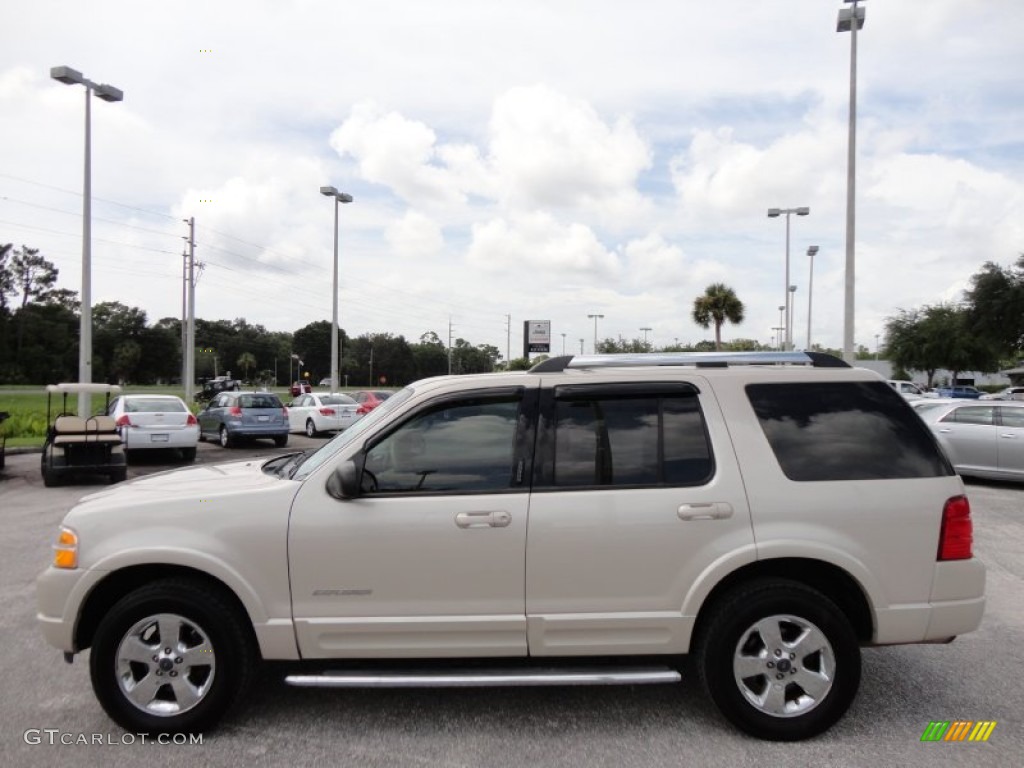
[183,218,197,404]
[506,314,511,368]
[448,316,453,375]
[181,248,188,393]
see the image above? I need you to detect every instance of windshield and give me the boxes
[291,385,415,480]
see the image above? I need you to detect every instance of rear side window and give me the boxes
[540,385,713,488]
[941,406,994,425]
[239,394,282,409]
[126,398,186,414]
[747,381,951,481]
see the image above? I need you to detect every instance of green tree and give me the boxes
[691,283,745,351]
[11,246,59,309]
[237,352,257,381]
[964,255,1024,357]
[885,304,999,387]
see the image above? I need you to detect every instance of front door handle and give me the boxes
[455,511,511,529]
[677,502,733,521]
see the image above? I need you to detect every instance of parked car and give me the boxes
[979,386,1024,401]
[919,400,1024,482]
[196,376,241,402]
[350,389,393,415]
[885,380,936,400]
[106,394,199,462]
[38,352,984,741]
[935,385,983,399]
[197,391,289,448]
[908,397,958,416]
[287,393,361,436]
[290,380,313,397]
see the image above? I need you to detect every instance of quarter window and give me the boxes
[999,407,1024,428]
[942,406,995,426]
[747,382,951,481]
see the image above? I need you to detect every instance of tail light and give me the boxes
[186,414,198,426]
[115,415,132,427]
[319,408,336,416]
[938,495,973,561]
[357,404,371,415]
[228,406,243,416]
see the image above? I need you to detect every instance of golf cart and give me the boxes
[41,383,127,487]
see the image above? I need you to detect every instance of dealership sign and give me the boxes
[524,320,551,355]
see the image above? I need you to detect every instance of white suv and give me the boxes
[37,352,985,741]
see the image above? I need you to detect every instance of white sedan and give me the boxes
[286,393,361,437]
[106,394,200,462]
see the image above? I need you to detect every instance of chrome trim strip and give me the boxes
[285,667,681,688]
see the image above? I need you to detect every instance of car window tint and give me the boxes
[747,381,951,481]
[364,397,520,493]
[998,407,1024,428]
[239,394,281,409]
[946,406,994,425]
[126,398,186,413]
[550,392,712,487]
[320,395,352,405]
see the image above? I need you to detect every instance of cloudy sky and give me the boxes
[3,0,1022,360]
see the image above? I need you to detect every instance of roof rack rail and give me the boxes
[529,351,849,373]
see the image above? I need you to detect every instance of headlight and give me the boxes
[53,526,78,569]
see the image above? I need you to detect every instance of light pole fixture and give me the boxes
[640,327,652,346]
[777,305,786,351]
[806,246,819,350]
[587,314,604,354]
[838,0,866,364]
[767,206,810,351]
[788,285,798,350]
[50,65,123,417]
[320,185,354,392]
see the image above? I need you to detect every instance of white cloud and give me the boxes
[385,210,444,258]
[466,213,621,277]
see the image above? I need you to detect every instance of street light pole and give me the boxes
[639,327,652,347]
[788,285,798,349]
[50,66,123,416]
[778,305,786,351]
[320,186,353,392]
[587,314,604,354]
[579,338,585,354]
[561,333,566,355]
[806,246,819,350]
[838,0,866,363]
[767,206,810,351]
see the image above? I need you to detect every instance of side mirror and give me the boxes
[326,460,360,500]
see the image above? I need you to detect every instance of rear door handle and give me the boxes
[455,511,511,528]
[677,502,733,521]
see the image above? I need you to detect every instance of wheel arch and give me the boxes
[691,558,874,646]
[74,564,260,656]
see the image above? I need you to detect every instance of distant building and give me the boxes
[853,359,1012,387]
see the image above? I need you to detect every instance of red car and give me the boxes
[290,381,312,398]
[351,389,392,415]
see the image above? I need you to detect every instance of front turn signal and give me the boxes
[53,527,78,569]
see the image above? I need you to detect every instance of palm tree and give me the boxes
[692,283,745,351]
[237,351,257,382]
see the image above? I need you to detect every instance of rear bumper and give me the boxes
[123,426,199,450]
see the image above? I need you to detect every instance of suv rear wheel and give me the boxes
[696,579,860,741]
[88,578,256,733]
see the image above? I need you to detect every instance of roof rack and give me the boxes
[529,351,850,373]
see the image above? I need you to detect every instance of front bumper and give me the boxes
[36,566,104,653]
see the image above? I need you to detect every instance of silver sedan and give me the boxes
[286,393,361,437]
[919,400,1024,482]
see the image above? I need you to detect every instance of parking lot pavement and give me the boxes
[1,458,1021,767]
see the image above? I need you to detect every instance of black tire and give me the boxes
[42,467,59,487]
[109,467,128,484]
[180,447,197,462]
[219,426,233,449]
[89,578,257,734]
[695,579,860,741]
[273,434,289,448]
[304,420,318,438]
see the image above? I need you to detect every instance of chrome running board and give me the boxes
[285,666,681,688]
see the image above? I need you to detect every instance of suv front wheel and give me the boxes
[88,578,256,733]
[696,579,861,741]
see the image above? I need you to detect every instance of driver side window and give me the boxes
[363,396,520,494]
